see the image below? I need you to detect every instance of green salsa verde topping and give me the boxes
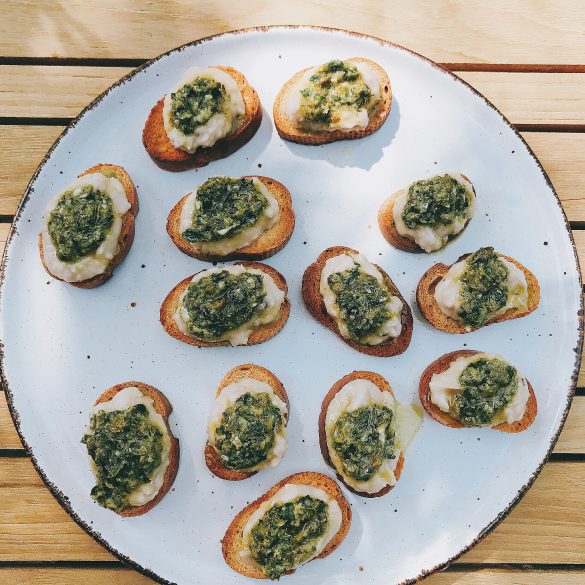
[402,174,470,230]
[47,185,114,263]
[452,358,519,426]
[299,60,376,129]
[331,405,396,481]
[328,267,395,342]
[214,392,283,470]
[170,76,226,135]
[81,404,163,511]
[182,177,268,244]
[182,270,266,339]
[249,495,329,580]
[458,247,509,328]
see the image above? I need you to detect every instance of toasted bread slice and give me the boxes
[318,371,405,498]
[416,252,540,333]
[205,364,290,481]
[167,176,295,262]
[419,350,537,432]
[39,163,138,289]
[160,262,290,347]
[142,66,261,171]
[302,246,413,356]
[273,57,391,145]
[222,471,351,579]
[90,381,180,517]
[378,173,475,253]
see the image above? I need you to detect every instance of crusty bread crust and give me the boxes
[91,381,180,517]
[318,371,405,497]
[39,163,138,289]
[221,471,351,579]
[167,176,295,262]
[302,246,413,356]
[142,66,261,171]
[419,350,537,432]
[273,57,391,145]
[160,262,290,348]
[378,174,475,253]
[416,252,540,333]
[205,364,290,481]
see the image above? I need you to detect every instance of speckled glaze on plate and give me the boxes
[0,26,582,585]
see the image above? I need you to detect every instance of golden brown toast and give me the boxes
[302,246,413,356]
[221,471,351,579]
[142,66,261,171]
[273,57,391,145]
[39,163,138,289]
[160,262,290,348]
[318,370,405,497]
[205,364,289,481]
[167,176,295,262]
[418,350,537,432]
[91,381,180,517]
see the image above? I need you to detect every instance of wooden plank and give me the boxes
[0,567,583,585]
[1,1,585,64]
[2,66,585,124]
[0,457,583,563]
[0,128,584,221]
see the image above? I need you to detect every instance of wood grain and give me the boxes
[1,1,584,64]
[0,457,583,563]
[0,567,583,585]
[1,129,585,221]
[2,66,585,125]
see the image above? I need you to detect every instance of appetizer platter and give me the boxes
[0,26,582,585]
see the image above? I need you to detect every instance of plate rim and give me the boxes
[0,24,582,585]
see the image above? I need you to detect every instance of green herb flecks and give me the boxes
[47,185,114,263]
[249,495,328,580]
[82,404,163,511]
[182,177,267,243]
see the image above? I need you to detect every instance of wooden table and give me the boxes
[1,2,584,583]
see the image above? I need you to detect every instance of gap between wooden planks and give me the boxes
[0,568,583,585]
[0,457,583,564]
[1,0,585,64]
[1,66,584,125]
[0,128,584,221]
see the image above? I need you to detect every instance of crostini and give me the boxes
[160,262,290,347]
[39,164,138,288]
[419,350,537,432]
[205,364,289,480]
[222,471,351,579]
[167,175,295,262]
[274,58,391,145]
[379,173,476,253]
[81,381,179,516]
[417,246,539,333]
[302,246,413,356]
[319,371,422,497]
[143,66,262,171]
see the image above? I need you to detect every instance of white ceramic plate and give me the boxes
[1,26,582,585]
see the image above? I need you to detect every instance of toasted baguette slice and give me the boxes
[222,471,351,579]
[160,262,290,348]
[302,246,413,356]
[167,176,295,262]
[319,371,405,498]
[416,252,540,333]
[273,57,391,145]
[142,66,261,171]
[90,381,180,516]
[205,364,290,481]
[39,163,138,289]
[378,173,475,253]
[419,350,537,432]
